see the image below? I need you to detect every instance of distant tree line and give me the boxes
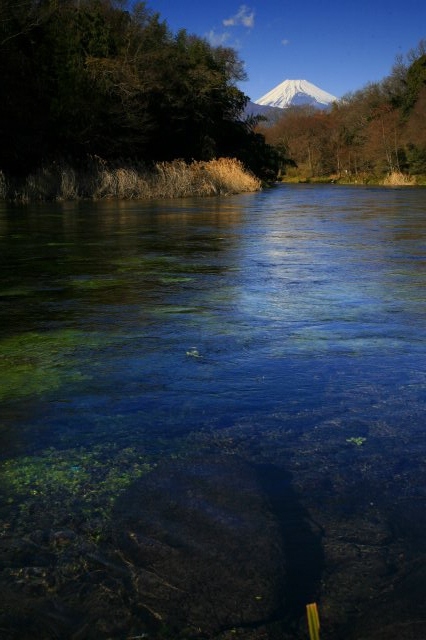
[261,42,426,180]
[0,0,283,180]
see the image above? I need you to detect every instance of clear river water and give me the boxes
[1,184,426,639]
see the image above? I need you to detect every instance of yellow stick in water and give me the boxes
[306,602,320,640]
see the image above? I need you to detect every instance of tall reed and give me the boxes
[0,171,7,200]
[3,157,261,203]
[382,171,416,186]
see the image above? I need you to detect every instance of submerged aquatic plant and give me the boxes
[346,436,367,446]
[1,445,153,522]
[0,329,108,402]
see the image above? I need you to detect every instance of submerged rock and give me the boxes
[111,454,286,637]
[1,452,324,638]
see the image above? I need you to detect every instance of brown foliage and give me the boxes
[261,65,426,181]
[402,86,426,147]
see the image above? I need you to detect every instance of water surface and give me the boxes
[1,185,426,639]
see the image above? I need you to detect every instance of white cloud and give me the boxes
[223,5,255,29]
[206,29,231,46]
[281,38,290,46]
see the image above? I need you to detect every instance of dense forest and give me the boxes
[260,42,426,183]
[0,0,281,185]
[1,0,424,195]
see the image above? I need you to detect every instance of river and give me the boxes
[1,184,426,639]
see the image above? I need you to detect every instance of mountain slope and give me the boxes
[243,101,284,122]
[255,79,337,110]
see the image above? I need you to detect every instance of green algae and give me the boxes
[346,436,367,446]
[150,304,202,315]
[1,445,153,521]
[114,254,178,274]
[0,329,101,402]
[0,286,35,297]
[69,276,126,291]
[159,276,193,284]
[113,254,218,277]
[46,242,74,247]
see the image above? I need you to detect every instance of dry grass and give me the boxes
[153,158,261,198]
[382,171,417,186]
[4,157,261,203]
[0,171,7,200]
[194,157,262,195]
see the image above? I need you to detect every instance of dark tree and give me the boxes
[0,0,278,178]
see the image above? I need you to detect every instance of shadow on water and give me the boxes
[104,454,325,638]
[254,463,325,630]
[108,453,288,638]
[0,451,325,640]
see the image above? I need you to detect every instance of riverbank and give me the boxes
[0,157,261,203]
[279,170,425,186]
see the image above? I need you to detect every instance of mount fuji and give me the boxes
[244,79,337,121]
[256,79,337,110]
[255,80,337,109]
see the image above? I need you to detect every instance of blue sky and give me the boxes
[143,1,425,101]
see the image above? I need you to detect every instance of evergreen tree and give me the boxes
[0,0,276,178]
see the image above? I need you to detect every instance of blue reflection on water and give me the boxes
[1,185,425,449]
[1,185,426,636]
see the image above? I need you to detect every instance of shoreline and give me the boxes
[0,157,261,204]
[278,170,425,187]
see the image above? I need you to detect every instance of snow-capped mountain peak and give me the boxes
[255,79,337,110]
